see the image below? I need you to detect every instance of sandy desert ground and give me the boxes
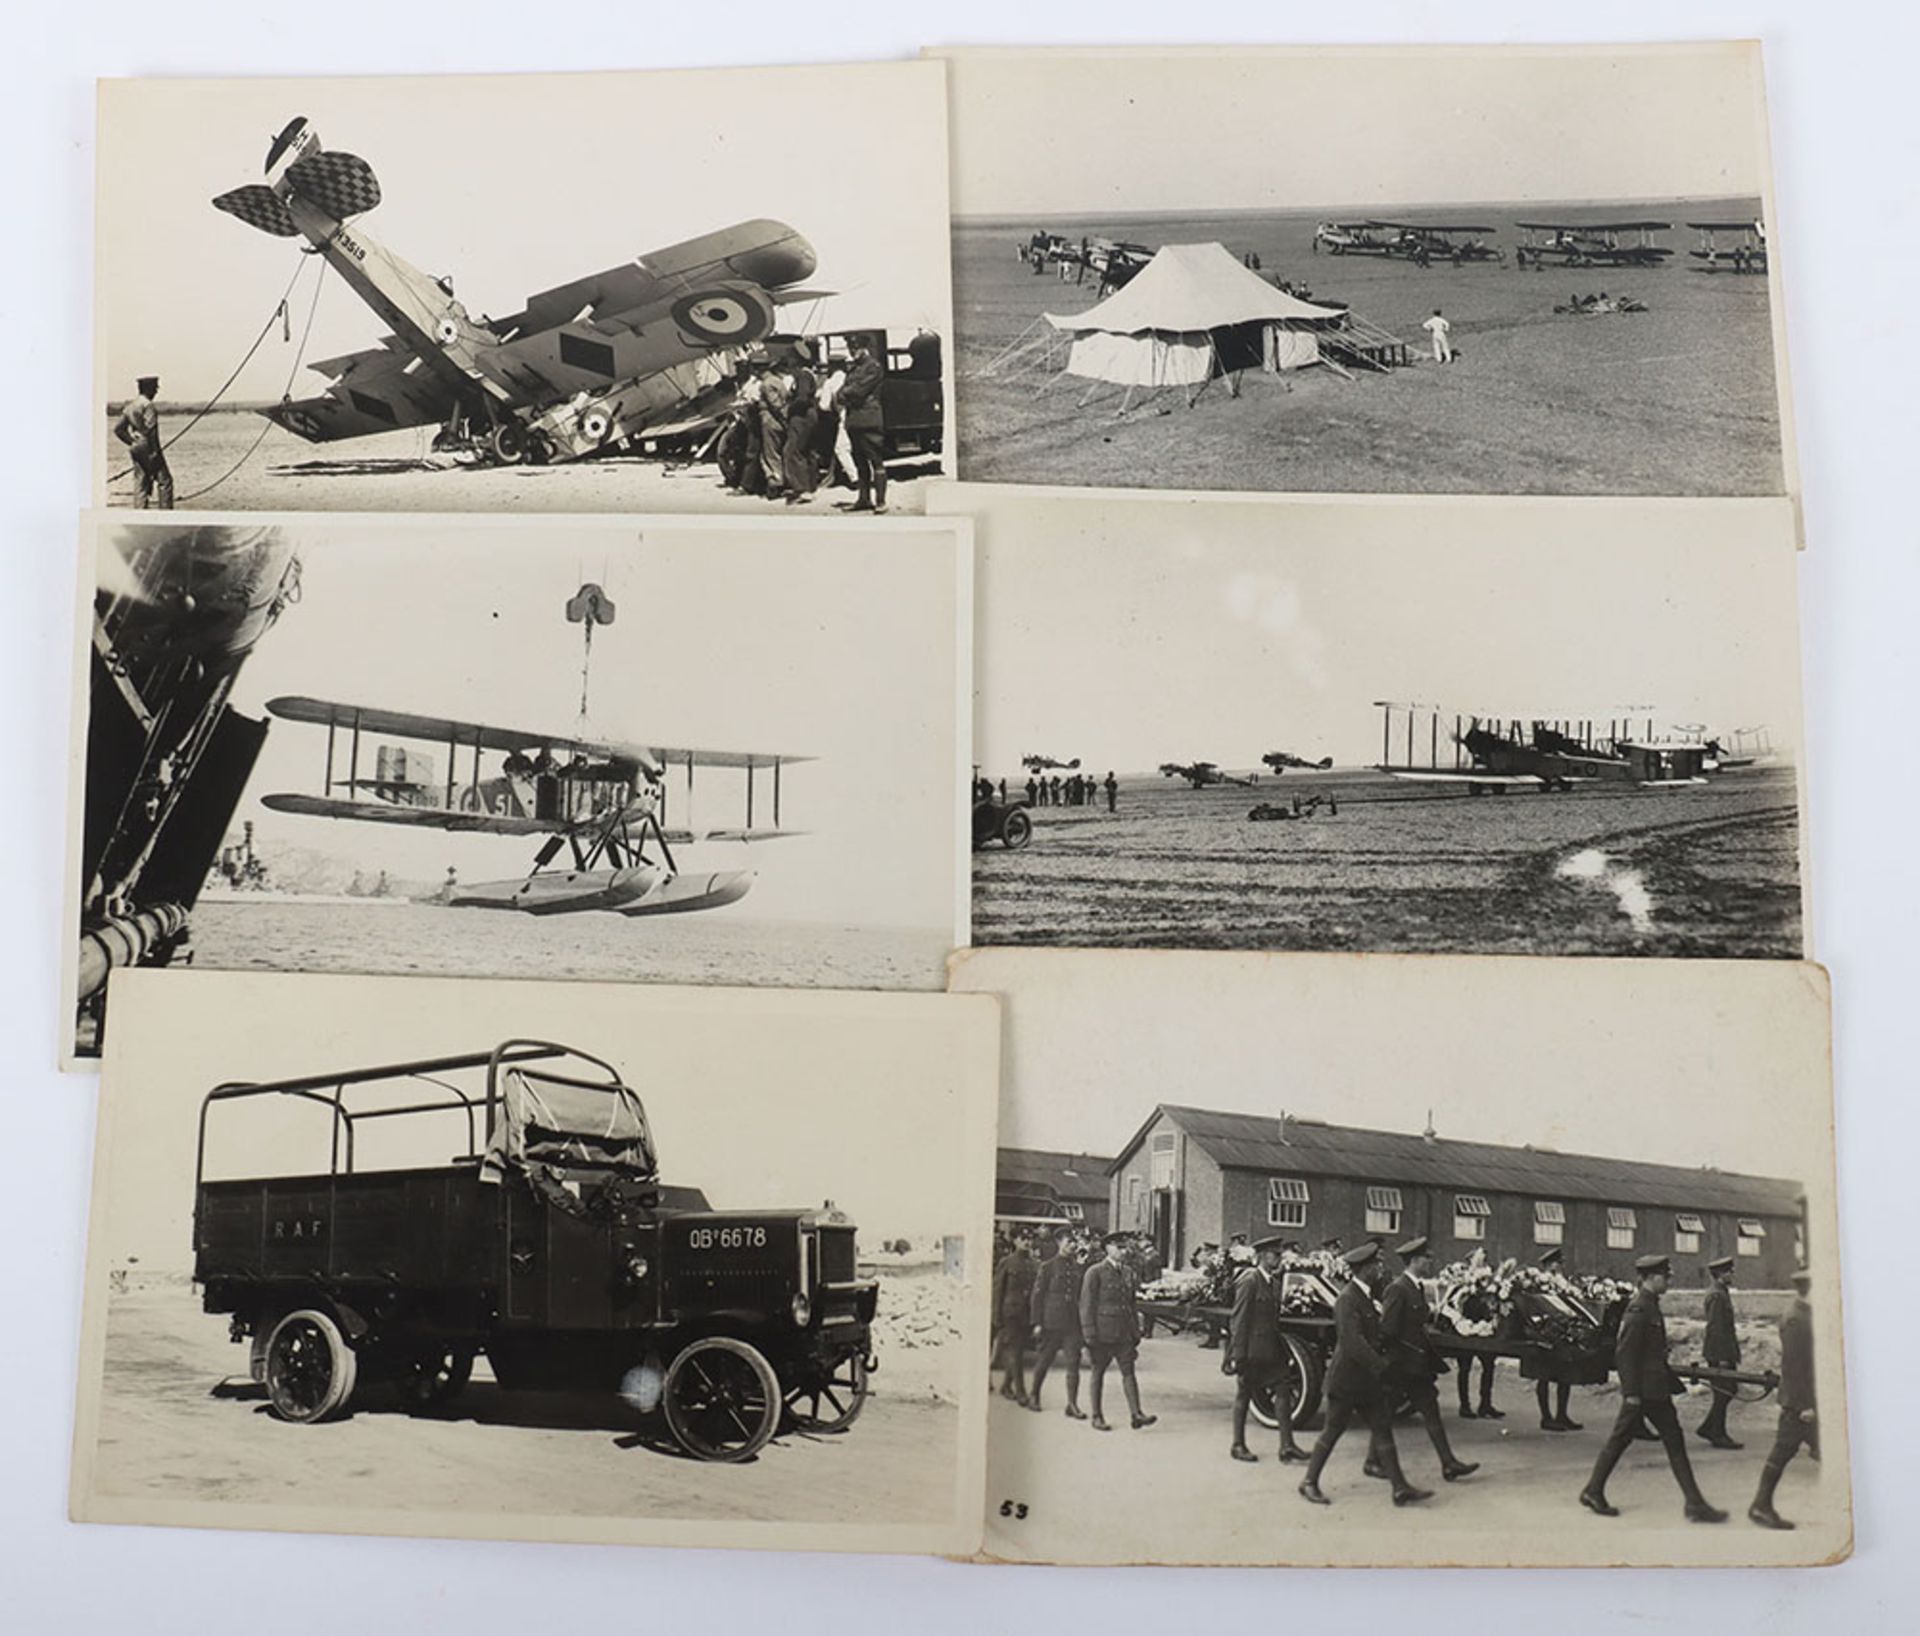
[87,1264,966,1528]
[983,1317,1840,1564]
[100,414,944,514]
[954,200,1784,496]
[972,767,1803,959]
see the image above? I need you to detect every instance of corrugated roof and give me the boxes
[1131,1105,1801,1218]
[997,1146,1114,1205]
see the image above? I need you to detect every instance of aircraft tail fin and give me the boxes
[283,149,383,220]
[211,185,299,237]
[214,116,382,233]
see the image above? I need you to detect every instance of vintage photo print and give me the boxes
[95,65,953,516]
[937,484,1808,961]
[935,44,1793,501]
[66,512,972,1062]
[952,948,1846,1567]
[71,971,996,1554]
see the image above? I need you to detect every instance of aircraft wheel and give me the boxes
[263,1308,358,1424]
[783,1353,870,1434]
[663,1337,781,1463]
[523,429,553,467]
[490,422,526,465]
[1001,808,1034,850]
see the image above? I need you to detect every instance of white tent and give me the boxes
[1043,242,1346,395]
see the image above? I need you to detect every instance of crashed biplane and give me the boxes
[212,117,824,465]
[260,697,809,916]
[1687,220,1769,274]
[1515,221,1674,270]
[1372,703,1713,795]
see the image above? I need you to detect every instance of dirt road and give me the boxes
[91,1280,960,1528]
[982,1325,1844,1565]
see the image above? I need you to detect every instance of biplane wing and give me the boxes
[267,342,463,442]
[260,792,566,836]
[1383,770,1591,788]
[267,697,659,769]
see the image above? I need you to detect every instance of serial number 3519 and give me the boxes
[687,1226,769,1251]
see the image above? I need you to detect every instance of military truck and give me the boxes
[193,1040,878,1461]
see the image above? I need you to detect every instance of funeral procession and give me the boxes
[993,1105,1823,1531]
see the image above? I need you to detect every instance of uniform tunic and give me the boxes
[1079,1257,1142,1362]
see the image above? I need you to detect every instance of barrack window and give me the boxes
[1267,1177,1309,1230]
[1365,1186,1403,1236]
[1533,1200,1566,1246]
[1453,1194,1490,1240]
[1606,1207,1637,1251]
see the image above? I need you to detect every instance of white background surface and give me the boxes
[5,1,1915,1626]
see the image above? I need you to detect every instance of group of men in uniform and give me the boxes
[992,1227,1158,1432]
[994,1222,1822,1532]
[712,334,889,513]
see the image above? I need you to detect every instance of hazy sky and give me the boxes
[953,949,1832,1190]
[937,489,1805,775]
[97,65,953,402]
[97,971,997,1267]
[99,515,966,929]
[940,46,1771,218]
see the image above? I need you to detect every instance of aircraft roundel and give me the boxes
[670,290,771,346]
[435,316,461,346]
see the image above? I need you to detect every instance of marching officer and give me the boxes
[1079,1231,1157,1431]
[1225,1235,1308,1465]
[1749,1267,1818,1529]
[991,1232,1039,1406]
[1697,1254,1743,1449]
[1578,1254,1727,1522]
[1027,1228,1089,1419]
[1533,1246,1583,1432]
[1299,1242,1430,1507]
[1379,1236,1480,1483]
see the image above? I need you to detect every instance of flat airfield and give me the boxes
[954,201,1785,496]
[99,413,943,514]
[972,766,1803,959]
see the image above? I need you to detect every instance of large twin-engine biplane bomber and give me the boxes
[212,117,826,466]
[1372,702,1752,795]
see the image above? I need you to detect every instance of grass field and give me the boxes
[972,766,1803,959]
[954,199,1785,496]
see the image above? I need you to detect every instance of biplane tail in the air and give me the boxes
[212,117,823,465]
[260,697,810,918]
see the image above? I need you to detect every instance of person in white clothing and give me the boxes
[1422,308,1453,364]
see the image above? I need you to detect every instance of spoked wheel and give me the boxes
[396,1346,474,1412]
[1000,809,1034,850]
[264,1308,358,1424]
[783,1353,870,1434]
[1248,1333,1326,1431]
[663,1337,781,1463]
[490,421,527,465]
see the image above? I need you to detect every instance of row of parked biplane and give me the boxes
[1308,218,1768,272]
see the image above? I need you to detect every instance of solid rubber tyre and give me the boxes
[264,1308,358,1424]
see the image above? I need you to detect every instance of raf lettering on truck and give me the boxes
[271,1217,325,1241]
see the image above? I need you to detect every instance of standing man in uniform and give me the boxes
[1299,1242,1431,1507]
[1027,1228,1089,1419]
[756,358,792,500]
[1422,308,1453,364]
[1379,1237,1480,1483]
[839,333,888,514]
[1226,1235,1309,1464]
[114,375,174,509]
[1533,1245,1584,1432]
[1079,1231,1157,1432]
[780,346,821,505]
[1749,1267,1818,1529]
[991,1231,1039,1407]
[1697,1254,1743,1449]
[1578,1254,1727,1522]
[1104,771,1118,812]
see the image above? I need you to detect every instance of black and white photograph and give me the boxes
[940,485,1807,960]
[939,45,1792,499]
[71,971,996,1553]
[95,66,954,516]
[953,949,1846,1567]
[68,512,971,1060]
